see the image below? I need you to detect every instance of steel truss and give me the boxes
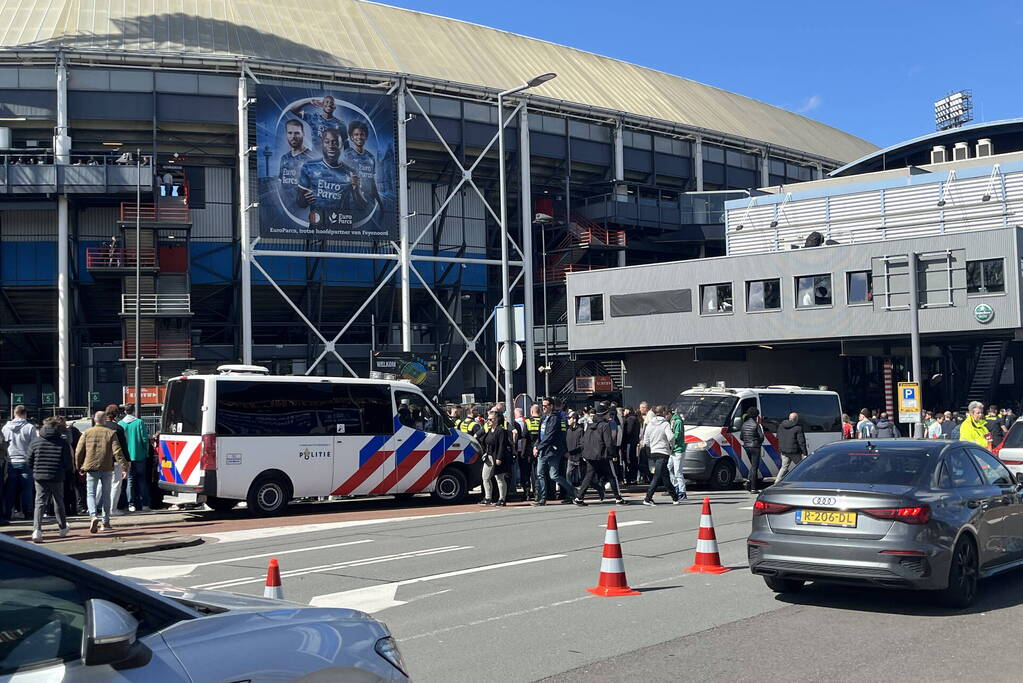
[239,76,535,395]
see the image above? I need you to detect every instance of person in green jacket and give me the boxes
[959,401,992,450]
[118,404,150,512]
[668,406,688,501]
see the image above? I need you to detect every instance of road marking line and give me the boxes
[192,545,474,590]
[201,511,473,543]
[308,553,566,613]
[110,539,375,581]
[601,520,651,528]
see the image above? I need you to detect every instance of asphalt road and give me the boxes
[88,489,1023,682]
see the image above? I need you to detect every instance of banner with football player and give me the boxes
[256,84,397,241]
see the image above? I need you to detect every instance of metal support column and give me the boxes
[760,148,770,188]
[908,252,924,438]
[693,136,704,191]
[497,91,515,412]
[612,120,626,268]
[397,79,412,352]
[519,106,536,399]
[55,54,70,406]
[238,72,253,364]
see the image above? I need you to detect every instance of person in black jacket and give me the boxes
[26,417,73,541]
[479,410,512,507]
[575,404,626,506]
[775,412,808,482]
[740,407,766,494]
[565,412,586,489]
[532,398,575,506]
[621,408,641,485]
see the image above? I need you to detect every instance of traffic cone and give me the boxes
[264,558,284,599]
[587,510,641,597]
[684,497,730,574]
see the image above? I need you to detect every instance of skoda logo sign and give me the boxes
[975,303,995,324]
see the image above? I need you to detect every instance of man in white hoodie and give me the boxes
[642,405,680,505]
[2,405,38,523]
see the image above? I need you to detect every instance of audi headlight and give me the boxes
[686,440,708,450]
[375,636,407,676]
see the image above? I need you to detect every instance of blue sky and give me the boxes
[384,0,1021,147]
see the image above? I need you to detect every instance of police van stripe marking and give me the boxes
[334,449,394,496]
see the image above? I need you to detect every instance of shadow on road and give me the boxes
[773,569,1023,616]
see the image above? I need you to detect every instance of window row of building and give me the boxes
[573,258,1006,324]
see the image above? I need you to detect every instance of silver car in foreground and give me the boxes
[748,439,1023,608]
[0,534,409,681]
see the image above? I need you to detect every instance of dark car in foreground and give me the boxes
[0,534,408,681]
[748,439,1023,607]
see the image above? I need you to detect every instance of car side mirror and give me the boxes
[82,599,140,667]
[731,417,742,433]
[1016,472,1023,486]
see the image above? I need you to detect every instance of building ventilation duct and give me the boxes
[931,146,948,164]
[953,142,970,161]
[975,138,993,157]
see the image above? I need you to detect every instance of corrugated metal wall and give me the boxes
[0,210,55,241]
[77,207,119,239]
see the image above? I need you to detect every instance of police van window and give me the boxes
[394,390,450,435]
[344,384,394,435]
[758,394,790,434]
[162,378,204,435]
[216,381,334,436]
[787,394,842,432]
[732,397,758,431]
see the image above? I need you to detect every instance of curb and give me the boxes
[65,535,204,561]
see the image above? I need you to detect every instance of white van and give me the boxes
[158,365,482,515]
[668,385,843,489]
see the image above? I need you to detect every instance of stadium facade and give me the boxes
[0,0,875,413]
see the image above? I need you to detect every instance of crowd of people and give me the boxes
[451,398,696,508]
[0,403,162,541]
[847,402,1017,450]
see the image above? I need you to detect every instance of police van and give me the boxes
[158,365,481,516]
[668,384,843,489]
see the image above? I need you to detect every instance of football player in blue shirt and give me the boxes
[296,128,364,228]
[278,119,314,211]
[341,120,380,215]
[289,95,346,153]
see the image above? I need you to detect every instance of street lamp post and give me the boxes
[134,149,142,415]
[533,212,554,397]
[497,73,556,409]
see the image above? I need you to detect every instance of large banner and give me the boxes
[256,84,397,241]
[371,351,440,398]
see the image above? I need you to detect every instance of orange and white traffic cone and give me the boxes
[264,558,284,599]
[684,497,730,574]
[587,510,641,597]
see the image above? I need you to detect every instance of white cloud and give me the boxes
[797,94,822,113]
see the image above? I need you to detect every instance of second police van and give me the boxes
[669,384,843,488]
[158,365,481,515]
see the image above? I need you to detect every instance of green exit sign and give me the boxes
[11,393,24,405]
[42,392,55,405]
[89,392,101,404]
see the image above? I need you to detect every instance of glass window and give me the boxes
[331,384,394,435]
[394,390,450,435]
[936,462,953,489]
[788,394,843,432]
[966,258,1005,294]
[216,380,335,436]
[783,446,932,486]
[769,158,786,176]
[1001,420,1023,449]
[746,278,781,311]
[428,95,460,119]
[948,449,984,487]
[668,393,738,427]
[0,559,87,674]
[569,120,590,139]
[702,145,724,163]
[795,274,832,308]
[968,448,1014,486]
[700,283,733,314]
[575,295,603,323]
[463,102,495,124]
[847,271,873,304]
[758,394,790,434]
[162,378,204,435]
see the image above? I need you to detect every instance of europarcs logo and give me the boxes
[298,446,332,461]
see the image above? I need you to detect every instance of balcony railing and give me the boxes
[120,294,191,315]
[540,263,603,283]
[85,248,158,270]
[120,202,190,224]
[120,340,193,359]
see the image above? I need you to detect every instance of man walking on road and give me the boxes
[531,398,575,506]
[776,412,807,482]
[103,404,129,515]
[575,403,626,506]
[741,407,766,493]
[2,405,37,523]
[642,405,680,505]
[856,409,877,439]
[875,412,900,438]
[74,411,128,533]
[119,404,150,512]
[667,406,688,501]
[621,407,641,485]
[27,416,73,541]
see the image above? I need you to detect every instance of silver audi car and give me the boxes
[748,439,1023,608]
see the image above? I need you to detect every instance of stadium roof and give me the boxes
[0,0,876,163]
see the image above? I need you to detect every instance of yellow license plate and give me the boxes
[796,509,857,528]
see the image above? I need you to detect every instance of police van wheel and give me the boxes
[205,496,238,513]
[247,474,292,517]
[708,459,737,490]
[431,467,468,504]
